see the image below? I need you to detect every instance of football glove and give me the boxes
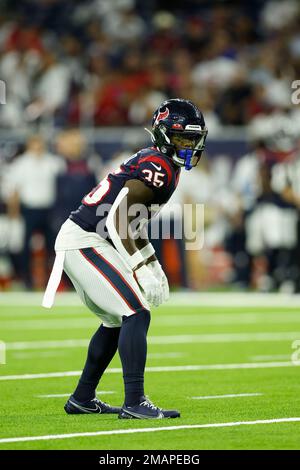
[134,264,163,307]
[147,260,169,302]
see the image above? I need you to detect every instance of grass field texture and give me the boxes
[0,292,300,450]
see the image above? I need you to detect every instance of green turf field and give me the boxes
[0,292,300,450]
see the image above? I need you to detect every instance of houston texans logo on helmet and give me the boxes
[154,107,169,126]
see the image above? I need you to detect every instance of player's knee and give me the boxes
[122,309,150,330]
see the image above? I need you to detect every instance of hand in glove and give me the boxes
[147,260,169,302]
[134,264,163,307]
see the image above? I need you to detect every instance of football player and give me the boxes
[43,98,207,419]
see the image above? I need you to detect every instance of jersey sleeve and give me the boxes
[135,155,173,191]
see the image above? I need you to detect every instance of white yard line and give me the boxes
[1,291,300,307]
[250,354,291,361]
[5,339,89,350]
[190,393,263,400]
[4,331,300,351]
[0,361,296,381]
[12,351,67,359]
[2,313,300,330]
[148,332,300,344]
[1,417,300,444]
[1,310,300,321]
[12,351,184,360]
[0,319,99,330]
[0,370,82,381]
[37,391,115,398]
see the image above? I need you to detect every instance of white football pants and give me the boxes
[63,244,150,328]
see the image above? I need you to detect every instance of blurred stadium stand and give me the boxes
[1,0,300,292]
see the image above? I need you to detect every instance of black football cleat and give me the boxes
[64,395,121,415]
[118,397,180,419]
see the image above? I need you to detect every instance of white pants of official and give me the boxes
[63,244,150,328]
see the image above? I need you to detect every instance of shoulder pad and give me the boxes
[137,149,173,187]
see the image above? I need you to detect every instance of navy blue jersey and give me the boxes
[70,147,181,234]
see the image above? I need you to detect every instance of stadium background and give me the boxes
[1,0,300,452]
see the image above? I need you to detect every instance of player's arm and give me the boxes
[133,222,169,302]
[106,179,163,306]
[124,181,169,302]
[115,179,154,266]
[135,225,157,264]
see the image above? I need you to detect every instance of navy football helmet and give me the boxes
[146,98,208,170]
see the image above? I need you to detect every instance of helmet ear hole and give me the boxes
[152,126,175,157]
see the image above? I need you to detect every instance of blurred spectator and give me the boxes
[0,49,40,127]
[149,11,183,55]
[5,134,64,288]
[0,0,299,128]
[101,7,146,43]
[270,135,300,292]
[1,0,300,293]
[228,113,300,290]
[52,129,99,231]
[128,87,167,125]
[216,70,253,125]
[261,0,299,31]
[25,50,71,124]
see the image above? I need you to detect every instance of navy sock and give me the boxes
[73,324,120,402]
[118,309,150,407]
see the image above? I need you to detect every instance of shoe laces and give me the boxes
[140,397,160,411]
[92,397,107,406]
